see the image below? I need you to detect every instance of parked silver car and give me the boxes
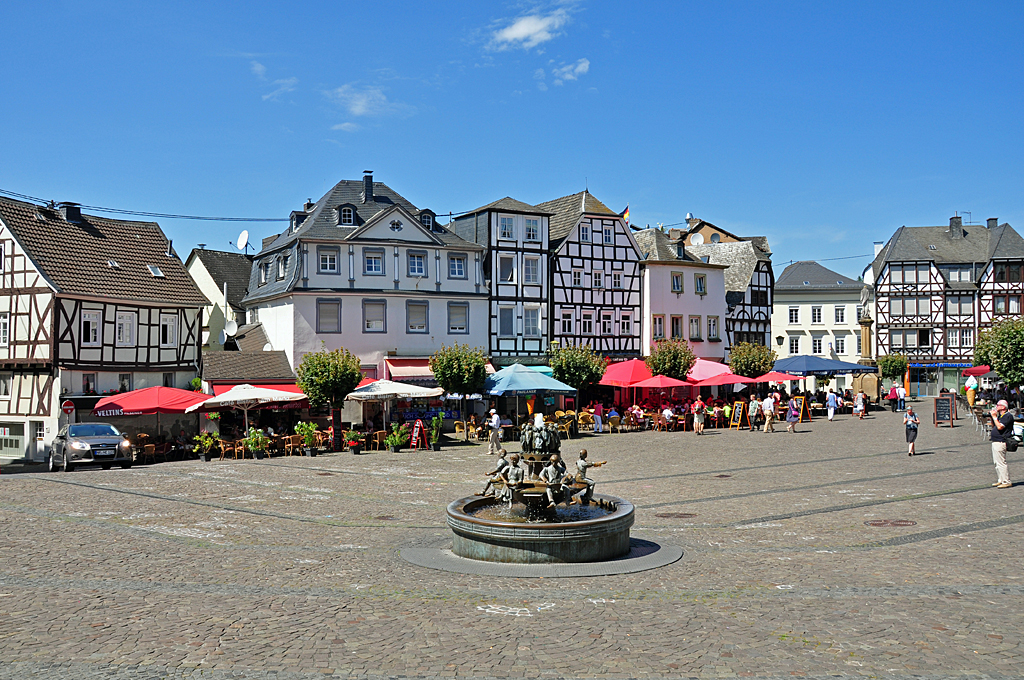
[49,423,133,472]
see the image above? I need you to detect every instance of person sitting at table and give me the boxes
[712,403,724,427]
[500,414,513,427]
[661,405,674,427]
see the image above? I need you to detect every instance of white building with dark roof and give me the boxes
[184,248,252,351]
[772,260,867,391]
[864,215,1024,395]
[241,172,488,382]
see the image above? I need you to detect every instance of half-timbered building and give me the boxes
[677,219,774,351]
[864,215,1024,395]
[534,191,643,359]
[633,228,729,360]
[451,197,551,365]
[243,172,488,382]
[0,197,207,460]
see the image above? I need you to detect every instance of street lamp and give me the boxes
[776,335,785,347]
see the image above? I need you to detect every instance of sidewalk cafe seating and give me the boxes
[607,416,622,433]
[139,444,157,464]
[371,430,386,451]
[218,439,235,460]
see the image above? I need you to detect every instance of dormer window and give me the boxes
[147,265,164,277]
[340,207,354,226]
[107,260,120,269]
[277,255,288,279]
[419,213,433,228]
[259,262,268,285]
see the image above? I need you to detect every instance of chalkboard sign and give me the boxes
[934,395,954,427]
[789,396,811,423]
[730,401,747,430]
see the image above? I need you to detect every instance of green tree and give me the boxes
[548,343,608,390]
[297,347,363,448]
[429,343,488,441]
[645,339,697,381]
[876,353,909,382]
[728,342,777,378]
[975,318,1024,389]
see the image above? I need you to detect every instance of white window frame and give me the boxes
[115,312,136,347]
[524,257,540,284]
[318,248,339,274]
[363,300,387,333]
[82,311,101,347]
[856,333,862,355]
[612,272,622,289]
[447,302,469,334]
[407,252,427,278]
[620,313,632,336]
[159,314,178,348]
[947,328,959,348]
[835,335,846,355]
[789,336,799,354]
[593,271,604,289]
[788,306,799,324]
[524,307,541,337]
[572,270,582,287]
[560,311,573,334]
[499,216,515,240]
[811,306,822,324]
[835,306,845,324]
[581,312,594,335]
[601,312,614,336]
[603,226,613,244]
[499,256,515,283]
[448,255,467,279]
[525,218,540,242]
[406,301,428,334]
[364,250,384,276]
[340,207,354,225]
[0,312,7,348]
[579,225,590,242]
[652,315,664,340]
[891,330,903,348]
[0,372,12,399]
[498,307,516,337]
[961,328,974,347]
[708,316,719,340]
[419,213,433,228]
[812,336,823,354]
[689,315,702,341]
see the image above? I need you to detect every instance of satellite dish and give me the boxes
[224,320,238,336]
[218,330,227,345]
[691,233,705,245]
[263,343,273,352]
[710,233,721,243]
[236,230,249,251]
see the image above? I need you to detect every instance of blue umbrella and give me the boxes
[484,364,577,395]
[773,355,877,376]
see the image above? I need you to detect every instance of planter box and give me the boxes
[389,445,402,453]
[254,450,266,460]
[430,442,441,452]
[349,445,361,455]
[198,453,208,463]
[303,448,316,457]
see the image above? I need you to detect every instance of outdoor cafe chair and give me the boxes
[139,444,156,465]
[371,430,386,451]
[557,420,571,440]
[607,416,622,434]
[454,421,466,438]
[235,439,248,459]
[217,439,234,461]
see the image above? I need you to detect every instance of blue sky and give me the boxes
[2,1,1022,279]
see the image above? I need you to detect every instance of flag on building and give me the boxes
[621,204,630,226]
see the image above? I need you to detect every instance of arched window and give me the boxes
[340,207,354,225]
[419,213,433,228]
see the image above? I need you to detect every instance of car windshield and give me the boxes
[69,424,121,438]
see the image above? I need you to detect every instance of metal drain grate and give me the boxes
[864,519,917,527]
[317,472,334,476]
[655,512,697,519]
[374,515,398,521]
[714,474,732,478]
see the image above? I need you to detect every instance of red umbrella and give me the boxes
[599,358,652,386]
[756,371,804,382]
[963,365,991,377]
[695,372,759,387]
[631,375,693,389]
[93,386,211,417]
[686,358,733,382]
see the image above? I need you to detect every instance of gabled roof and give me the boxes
[535,190,619,248]
[0,196,207,306]
[466,196,549,215]
[225,323,270,352]
[775,261,863,291]
[867,220,1023,281]
[202,350,295,383]
[186,249,253,312]
[685,240,770,293]
[634,229,681,262]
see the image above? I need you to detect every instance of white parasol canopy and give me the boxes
[345,380,443,402]
[185,384,307,431]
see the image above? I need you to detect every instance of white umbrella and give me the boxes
[345,380,443,431]
[185,384,306,431]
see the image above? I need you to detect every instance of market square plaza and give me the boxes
[1,401,1021,680]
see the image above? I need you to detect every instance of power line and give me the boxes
[773,253,875,268]
[0,187,288,222]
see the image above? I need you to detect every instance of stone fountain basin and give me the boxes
[446,495,635,564]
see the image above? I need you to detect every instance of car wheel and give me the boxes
[63,453,74,472]
[47,453,57,473]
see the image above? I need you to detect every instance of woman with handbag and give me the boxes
[903,407,920,456]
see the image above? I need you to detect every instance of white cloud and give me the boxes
[490,9,569,50]
[325,84,413,117]
[552,58,589,85]
[537,81,548,91]
[534,68,545,80]
[262,77,298,101]
[250,61,267,80]
[331,122,359,132]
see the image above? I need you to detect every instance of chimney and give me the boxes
[873,241,884,257]
[987,217,998,229]
[58,202,81,222]
[303,198,315,212]
[950,215,963,239]
[362,170,374,204]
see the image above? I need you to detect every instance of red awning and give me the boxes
[385,359,434,381]
[93,386,211,417]
[211,383,304,396]
[963,365,992,377]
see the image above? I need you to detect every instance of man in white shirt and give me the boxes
[896,385,907,411]
[488,408,501,455]
[762,394,776,433]
[661,406,674,429]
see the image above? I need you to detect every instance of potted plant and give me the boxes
[295,421,318,457]
[429,415,443,452]
[384,422,411,453]
[193,431,216,462]
[344,430,363,455]
[243,427,270,460]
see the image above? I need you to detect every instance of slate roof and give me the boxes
[202,350,295,382]
[868,220,1024,283]
[0,196,207,307]
[187,249,253,313]
[685,240,770,293]
[535,190,619,248]
[466,197,549,215]
[633,228,699,262]
[226,323,270,352]
[775,261,863,291]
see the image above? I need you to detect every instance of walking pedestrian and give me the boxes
[786,397,800,433]
[989,400,1014,488]
[487,408,502,456]
[761,393,775,433]
[896,384,907,412]
[692,395,706,435]
[854,390,866,420]
[826,389,839,422]
[903,407,919,455]
[887,384,899,412]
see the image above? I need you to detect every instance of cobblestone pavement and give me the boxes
[2,401,1022,679]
